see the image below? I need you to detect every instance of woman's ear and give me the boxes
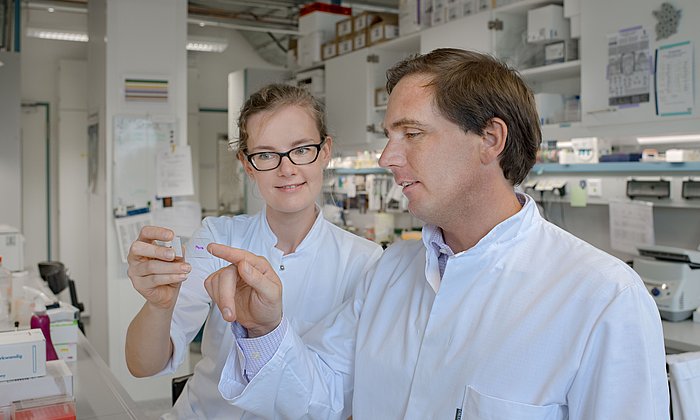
[238,151,256,178]
[321,136,333,166]
[479,117,508,165]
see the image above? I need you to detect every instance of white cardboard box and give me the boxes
[299,8,349,35]
[0,329,46,382]
[54,343,77,362]
[298,31,324,67]
[527,5,569,44]
[0,359,73,404]
[399,0,424,36]
[48,320,78,346]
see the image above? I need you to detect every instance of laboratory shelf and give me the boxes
[328,167,391,175]
[495,0,563,15]
[531,162,700,174]
[519,60,581,83]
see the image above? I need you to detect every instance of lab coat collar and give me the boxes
[422,192,537,258]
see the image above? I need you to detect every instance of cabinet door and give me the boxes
[326,48,414,155]
[326,51,375,154]
[581,0,700,129]
[421,11,493,54]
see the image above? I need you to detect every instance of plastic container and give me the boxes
[30,300,59,361]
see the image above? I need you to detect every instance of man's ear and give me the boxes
[238,151,256,178]
[480,117,508,165]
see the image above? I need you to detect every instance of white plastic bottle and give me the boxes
[0,256,12,325]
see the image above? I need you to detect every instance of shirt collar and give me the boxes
[422,192,533,259]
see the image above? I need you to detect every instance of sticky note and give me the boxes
[570,182,588,207]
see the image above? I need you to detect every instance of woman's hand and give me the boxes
[126,226,191,310]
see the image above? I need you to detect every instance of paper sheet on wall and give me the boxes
[115,213,153,263]
[608,199,655,255]
[156,144,195,197]
[607,26,651,106]
[656,41,694,116]
[152,200,202,238]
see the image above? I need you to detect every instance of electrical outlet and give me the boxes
[587,178,603,197]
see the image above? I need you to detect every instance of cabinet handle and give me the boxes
[586,107,617,115]
[488,19,503,31]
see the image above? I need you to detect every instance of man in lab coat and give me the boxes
[204,48,670,419]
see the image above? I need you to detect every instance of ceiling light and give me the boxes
[47,7,54,12]
[637,134,700,145]
[187,36,228,53]
[26,27,88,42]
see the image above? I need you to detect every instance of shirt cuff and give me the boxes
[232,317,288,381]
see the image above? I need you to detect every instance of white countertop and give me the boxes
[663,320,700,353]
[69,332,143,419]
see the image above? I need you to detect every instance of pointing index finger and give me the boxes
[207,244,273,275]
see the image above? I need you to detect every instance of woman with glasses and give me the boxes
[124,84,383,419]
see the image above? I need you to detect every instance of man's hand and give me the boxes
[204,244,283,337]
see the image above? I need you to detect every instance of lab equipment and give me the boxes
[626,178,671,199]
[30,299,59,361]
[634,245,700,321]
[569,137,611,163]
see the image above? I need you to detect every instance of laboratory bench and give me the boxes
[70,331,144,419]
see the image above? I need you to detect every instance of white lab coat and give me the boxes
[221,194,669,419]
[156,208,382,419]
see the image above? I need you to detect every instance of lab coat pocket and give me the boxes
[463,386,564,420]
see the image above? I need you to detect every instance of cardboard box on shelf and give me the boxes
[369,22,399,45]
[337,34,354,56]
[544,39,578,64]
[321,39,338,61]
[353,30,369,50]
[399,0,427,36]
[431,0,447,26]
[527,5,569,44]
[336,17,353,38]
[353,12,398,33]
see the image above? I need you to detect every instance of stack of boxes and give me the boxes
[297,2,352,67]
[0,329,75,418]
[429,0,491,28]
[321,11,400,61]
[47,304,80,362]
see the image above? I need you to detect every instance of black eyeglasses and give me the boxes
[245,138,326,171]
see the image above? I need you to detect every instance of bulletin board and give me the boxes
[112,115,177,211]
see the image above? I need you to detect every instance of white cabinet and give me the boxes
[581,0,700,133]
[421,0,582,141]
[325,36,420,155]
